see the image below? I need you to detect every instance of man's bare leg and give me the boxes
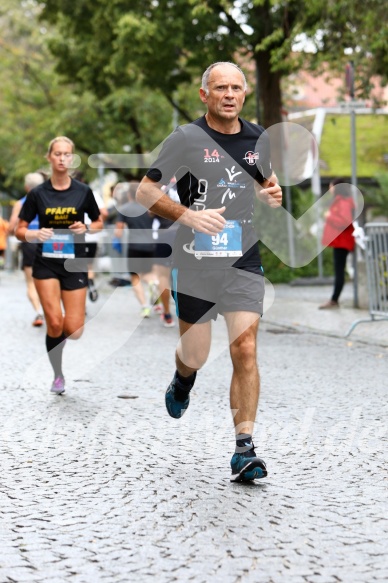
[176,318,212,375]
[225,311,260,435]
[165,318,211,418]
[225,311,267,481]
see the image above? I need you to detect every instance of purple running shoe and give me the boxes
[50,376,65,395]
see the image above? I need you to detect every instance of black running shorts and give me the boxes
[171,267,265,324]
[153,244,173,267]
[127,247,154,275]
[84,242,98,260]
[32,255,88,290]
[21,242,37,269]
[153,229,177,267]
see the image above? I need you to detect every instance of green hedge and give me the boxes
[255,185,335,283]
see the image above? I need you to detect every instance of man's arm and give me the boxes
[137,176,226,236]
[255,174,282,208]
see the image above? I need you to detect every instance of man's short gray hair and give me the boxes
[24,172,45,190]
[201,62,247,95]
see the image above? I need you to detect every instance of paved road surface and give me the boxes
[0,272,386,582]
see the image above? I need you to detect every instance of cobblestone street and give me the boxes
[0,272,387,583]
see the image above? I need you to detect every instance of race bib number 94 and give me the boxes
[194,220,242,257]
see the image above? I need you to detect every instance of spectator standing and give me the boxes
[320,178,355,309]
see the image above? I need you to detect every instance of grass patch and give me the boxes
[320,114,388,177]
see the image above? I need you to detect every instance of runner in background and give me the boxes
[73,171,108,302]
[151,178,179,327]
[0,215,9,269]
[107,183,132,288]
[8,172,45,326]
[114,182,157,318]
[16,136,102,395]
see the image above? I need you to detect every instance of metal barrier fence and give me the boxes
[346,223,388,336]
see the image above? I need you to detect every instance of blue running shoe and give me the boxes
[165,372,195,419]
[230,447,267,482]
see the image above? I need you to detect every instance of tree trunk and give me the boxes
[255,51,283,129]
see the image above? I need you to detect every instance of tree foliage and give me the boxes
[293,0,388,94]
[38,0,387,131]
[38,0,239,122]
[1,0,386,191]
[0,0,177,191]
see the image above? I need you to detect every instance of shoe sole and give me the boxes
[50,389,65,395]
[165,399,188,418]
[166,407,187,418]
[230,460,268,482]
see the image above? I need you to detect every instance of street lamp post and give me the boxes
[346,62,359,308]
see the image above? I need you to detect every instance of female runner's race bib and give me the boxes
[194,220,242,258]
[42,233,75,259]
